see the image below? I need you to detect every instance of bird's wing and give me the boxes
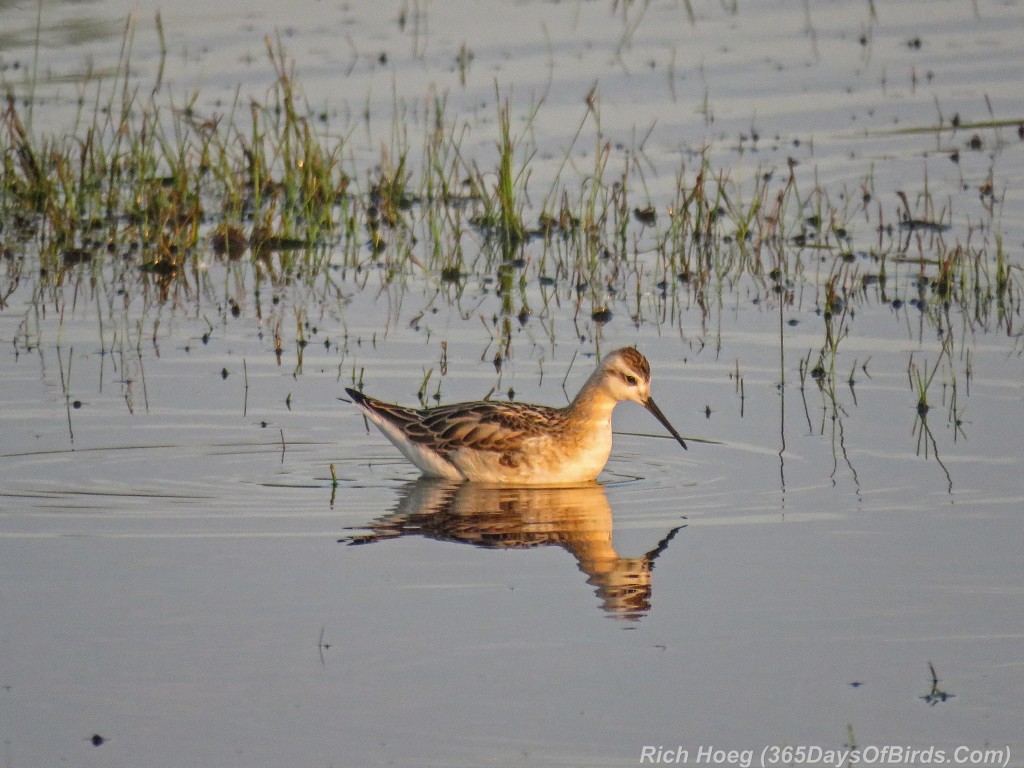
[418,401,559,456]
[346,388,560,458]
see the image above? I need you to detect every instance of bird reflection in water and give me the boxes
[341,480,684,621]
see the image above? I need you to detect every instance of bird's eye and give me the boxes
[624,375,638,386]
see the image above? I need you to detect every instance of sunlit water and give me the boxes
[2,1,1023,766]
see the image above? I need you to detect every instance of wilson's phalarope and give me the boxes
[344,347,687,484]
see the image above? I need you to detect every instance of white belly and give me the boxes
[449,423,613,484]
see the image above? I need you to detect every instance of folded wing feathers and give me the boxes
[348,388,562,459]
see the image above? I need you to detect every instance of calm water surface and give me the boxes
[2,1,1023,766]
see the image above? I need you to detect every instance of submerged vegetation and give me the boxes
[1,16,1021,451]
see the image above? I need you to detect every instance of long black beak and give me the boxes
[644,397,688,450]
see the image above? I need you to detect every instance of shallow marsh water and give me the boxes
[2,1,1024,766]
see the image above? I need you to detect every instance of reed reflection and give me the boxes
[342,480,684,621]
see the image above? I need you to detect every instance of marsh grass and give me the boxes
[1,15,1020,419]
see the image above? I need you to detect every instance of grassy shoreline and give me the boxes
[2,20,1021,414]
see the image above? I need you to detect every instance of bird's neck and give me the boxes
[567,374,617,425]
